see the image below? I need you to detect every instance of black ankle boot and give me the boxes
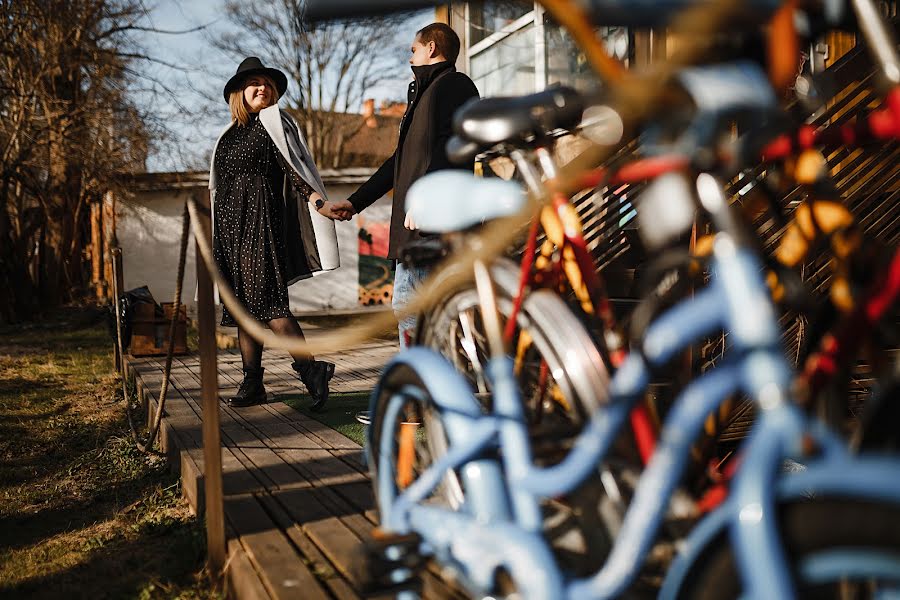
[228,367,266,407]
[292,360,335,412]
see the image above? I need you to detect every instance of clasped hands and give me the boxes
[311,193,354,221]
[311,193,419,230]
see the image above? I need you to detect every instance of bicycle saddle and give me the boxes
[405,171,525,233]
[453,85,584,147]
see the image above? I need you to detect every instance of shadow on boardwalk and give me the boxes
[125,338,467,600]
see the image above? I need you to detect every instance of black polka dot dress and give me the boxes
[212,112,316,327]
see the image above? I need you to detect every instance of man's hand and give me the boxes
[315,197,355,221]
[404,210,418,230]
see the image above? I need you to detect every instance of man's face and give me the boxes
[409,35,436,67]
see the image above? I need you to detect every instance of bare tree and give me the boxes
[0,0,159,322]
[216,0,411,168]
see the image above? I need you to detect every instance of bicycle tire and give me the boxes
[369,360,462,510]
[416,257,611,438]
[676,498,900,599]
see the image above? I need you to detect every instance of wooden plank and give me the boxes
[225,539,273,600]
[330,448,368,474]
[178,360,333,459]
[130,346,463,599]
[271,487,368,585]
[236,447,312,491]
[225,494,330,600]
[166,365,272,449]
[163,359,335,496]
[274,448,368,488]
[260,401,359,451]
[258,492,362,600]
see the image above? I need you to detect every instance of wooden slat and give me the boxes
[225,495,330,600]
[225,539,273,600]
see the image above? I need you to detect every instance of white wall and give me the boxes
[117,182,392,318]
[118,188,200,313]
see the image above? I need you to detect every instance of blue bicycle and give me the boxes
[365,157,900,598]
[328,0,900,595]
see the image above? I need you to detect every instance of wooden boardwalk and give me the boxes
[124,337,465,600]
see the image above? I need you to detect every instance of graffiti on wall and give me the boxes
[357,215,394,306]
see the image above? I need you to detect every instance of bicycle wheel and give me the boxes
[415,257,621,572]
[677,498,900,599]
[416,257,611,450]
[369,359,464,511]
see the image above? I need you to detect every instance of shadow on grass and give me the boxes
[0,505,209,600]
[279,392,372,447]
[0,307,214,599]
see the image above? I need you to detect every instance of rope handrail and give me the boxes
[114,203,191,454]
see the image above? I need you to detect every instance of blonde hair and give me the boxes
[229,74,280,125]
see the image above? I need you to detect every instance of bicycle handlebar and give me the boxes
[574,0,780,27]
[303,0,440,22]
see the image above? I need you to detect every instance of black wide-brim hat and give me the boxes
[223,57,288,103]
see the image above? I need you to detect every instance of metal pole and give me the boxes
[194,189,226,580]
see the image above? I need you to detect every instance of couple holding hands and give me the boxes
[211,23,479,410]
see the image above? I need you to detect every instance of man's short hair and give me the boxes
[416,23,461,65]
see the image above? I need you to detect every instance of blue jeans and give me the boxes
[392,262,430,349]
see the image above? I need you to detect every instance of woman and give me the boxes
[210,56,343,410]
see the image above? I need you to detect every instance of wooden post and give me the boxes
[194,189,226,582]
[434,3,449,24]
[106,191,126,372]
[112,248,125,372]
[103,191,117,303]
[91,201,103,301]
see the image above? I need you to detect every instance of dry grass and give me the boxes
[0,307,217,599]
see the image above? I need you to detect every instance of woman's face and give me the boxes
[243,76,275,112]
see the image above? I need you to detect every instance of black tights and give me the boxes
[237,316,313,372]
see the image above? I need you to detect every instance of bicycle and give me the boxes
[303,0,900,596]
[368,161,900,600]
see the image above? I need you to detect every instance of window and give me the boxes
[464,2,632,97]
[467,0,533,46]
[470,23,536,97]
[545,15,631,91]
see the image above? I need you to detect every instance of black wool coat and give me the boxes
[347,61,480,259]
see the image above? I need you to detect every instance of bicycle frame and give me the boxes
[506,144,677,464]
[370,174,900,599]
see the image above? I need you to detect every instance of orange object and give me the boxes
[768,0,799,95]
[129,302,188,357]
[396,422,418,489]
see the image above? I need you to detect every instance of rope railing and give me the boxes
[114,203,191,454]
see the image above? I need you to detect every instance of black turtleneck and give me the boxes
[346,60,479,259]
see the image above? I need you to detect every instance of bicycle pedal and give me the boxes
[351,529,426,595]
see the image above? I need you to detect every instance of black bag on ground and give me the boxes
[106,286,161,349]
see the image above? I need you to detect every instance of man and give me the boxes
[322,22,479,348]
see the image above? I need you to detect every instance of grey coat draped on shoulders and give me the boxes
[208,104,340,282]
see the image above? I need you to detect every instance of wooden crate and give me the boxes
[130,302,188,357]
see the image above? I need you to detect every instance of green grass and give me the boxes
[0,307,216,599]
[281,392,372,447]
